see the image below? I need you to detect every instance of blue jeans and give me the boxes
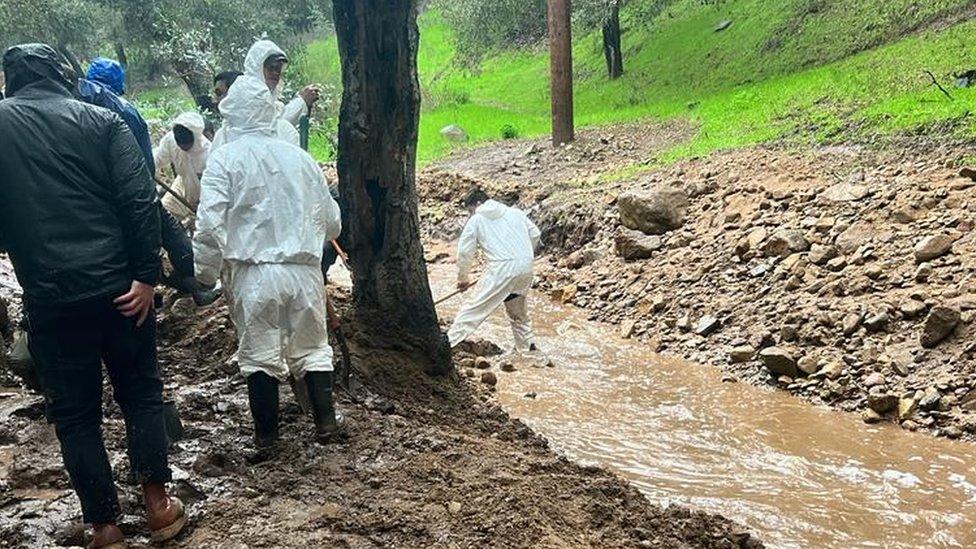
[27,295,171,524]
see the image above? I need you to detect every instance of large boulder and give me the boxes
[614,228,663,260]
[920,306,960,348]
[759,347,799,378]
[617,187,689,235]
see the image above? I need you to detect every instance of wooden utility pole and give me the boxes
[548,0,574,146]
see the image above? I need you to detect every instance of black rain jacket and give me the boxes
[0,44,160,306]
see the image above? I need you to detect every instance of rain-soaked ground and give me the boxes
[427,261,976,549]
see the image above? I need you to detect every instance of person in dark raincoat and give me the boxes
[0,44,187,548]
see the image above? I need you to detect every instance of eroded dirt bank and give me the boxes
[420,127,976,442]
[0,259,757,547]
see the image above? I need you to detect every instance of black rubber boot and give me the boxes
[305,371,344,442]
[246,372,280,450]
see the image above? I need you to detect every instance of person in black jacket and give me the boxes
[0,44,186,547]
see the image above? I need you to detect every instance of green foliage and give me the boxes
[434,0,548,62]
[0,0,111,58]
[500,123,520,139]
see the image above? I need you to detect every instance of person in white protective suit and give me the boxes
[448,189,542,351]
[154,111,211,222]
[210,39,320,150]
[192,71,343,449]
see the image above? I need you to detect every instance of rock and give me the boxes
[825,257,848,272]
[695,315,721,336]
[900,300,928,319]
[864,372,886,388]
[920,306,960,348]
[0,296,10,338]
[841,312,862,337]
[914,234,954,263]
[170,297,196,317]
[614,228,663,260]
[500,362,516,373]
[863,312,890,333]
[620,319,637,339]
[898,398,917,421]
[943,426,963,439]
[729,345,755,363]
[867,391,898,414]
[714,19,733,32]
[759,347,799,378]
[563,249,600,269]
[862,409,883,424]
[808,244,838,266]
[474,356,492,370]
[440,124,469,143]
[447,501,463,515]
[796,356,819,376]
[918,388,942,411]
[816,362,844,380]
[914,263,932,283]
[823,182,871,202]
[617,187,690,235]
[553,284,578,304]
[763,230,809,257]
[676,314,693,332]
[480,371,498,387]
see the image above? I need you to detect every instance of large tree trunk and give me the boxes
[602,2,623,80]
[169,55,213,111]
[332,0,451,374]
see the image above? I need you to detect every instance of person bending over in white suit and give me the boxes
[448,189,541,351]
[193,71,342,451]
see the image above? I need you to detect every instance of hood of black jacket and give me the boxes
[3,43,73,97]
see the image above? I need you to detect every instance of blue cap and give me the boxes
[86,57,126,96]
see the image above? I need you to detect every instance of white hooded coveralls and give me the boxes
[448,200,541,349]
[211,40,304,150]
[193,72,341,382]
[154,111,211,221]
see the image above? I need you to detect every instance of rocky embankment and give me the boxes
[421,131,976,442]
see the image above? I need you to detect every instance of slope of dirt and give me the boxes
[0,276,758,547]
[420,128,976,442]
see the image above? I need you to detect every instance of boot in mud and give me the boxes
[305,371,345,442]
[177,276,222,307]
[88,523,125,549]
[143,484,187,543]
[246,372,280,459]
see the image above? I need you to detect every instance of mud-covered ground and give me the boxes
[420,127,976,442]
[0,256,757,547]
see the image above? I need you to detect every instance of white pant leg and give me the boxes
[231,263,289,381]
[282,265,334,379]
[448,272,515,347]
[504,294,535,350]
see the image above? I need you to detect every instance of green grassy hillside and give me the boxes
[302,0,976,165]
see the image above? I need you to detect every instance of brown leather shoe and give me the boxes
[88,523,126,549]
[144,484,187,543]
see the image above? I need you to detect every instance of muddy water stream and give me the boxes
[422,263,976,549]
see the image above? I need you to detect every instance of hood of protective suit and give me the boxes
[476,199,509,220]
[243,40,287,93]
[86,57,126,96]
[2,44,73,97]
[172,111,208,151]
[218,74,278,137]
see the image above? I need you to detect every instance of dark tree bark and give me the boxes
[602,2,623,80]
[332,0,451,374]
[548,0,574,145]
[114,42,129,69]
[169,56,214,111]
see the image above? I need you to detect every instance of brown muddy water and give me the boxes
[423,263,976,549]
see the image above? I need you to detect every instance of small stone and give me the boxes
[808,244,838,266]
[943,426,963,439]
[447,501,462,515]
[842,312,862,337]
[898,398,917,421]
[796,356,819,376]
[440,124,469,143]
[864,372,886,387]
[919,388,942,411]
[695,315,721,336]
[500,362,516,373]
[921,306,961,348]
[763,230,809,257]
[729,345,756,364]
[474,357,492,370]
[900,300,928,319]
[914,234,954,263]
[170,297,196,317]
[914,263,933,283]
[480,372,498,386]
[620,319,637,339]
[862,408,884,424]
[816,362,844,380]
[825,257,848,272]
[867,392,898,414]
[863,312,890,333]
[759,347,799,378]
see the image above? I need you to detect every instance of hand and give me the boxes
[114,281,156,327]
[299,85,322,108]
[457,281,474,292]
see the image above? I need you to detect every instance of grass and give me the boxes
[155,0,976,164]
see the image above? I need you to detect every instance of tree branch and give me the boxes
[924,70,954,101]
